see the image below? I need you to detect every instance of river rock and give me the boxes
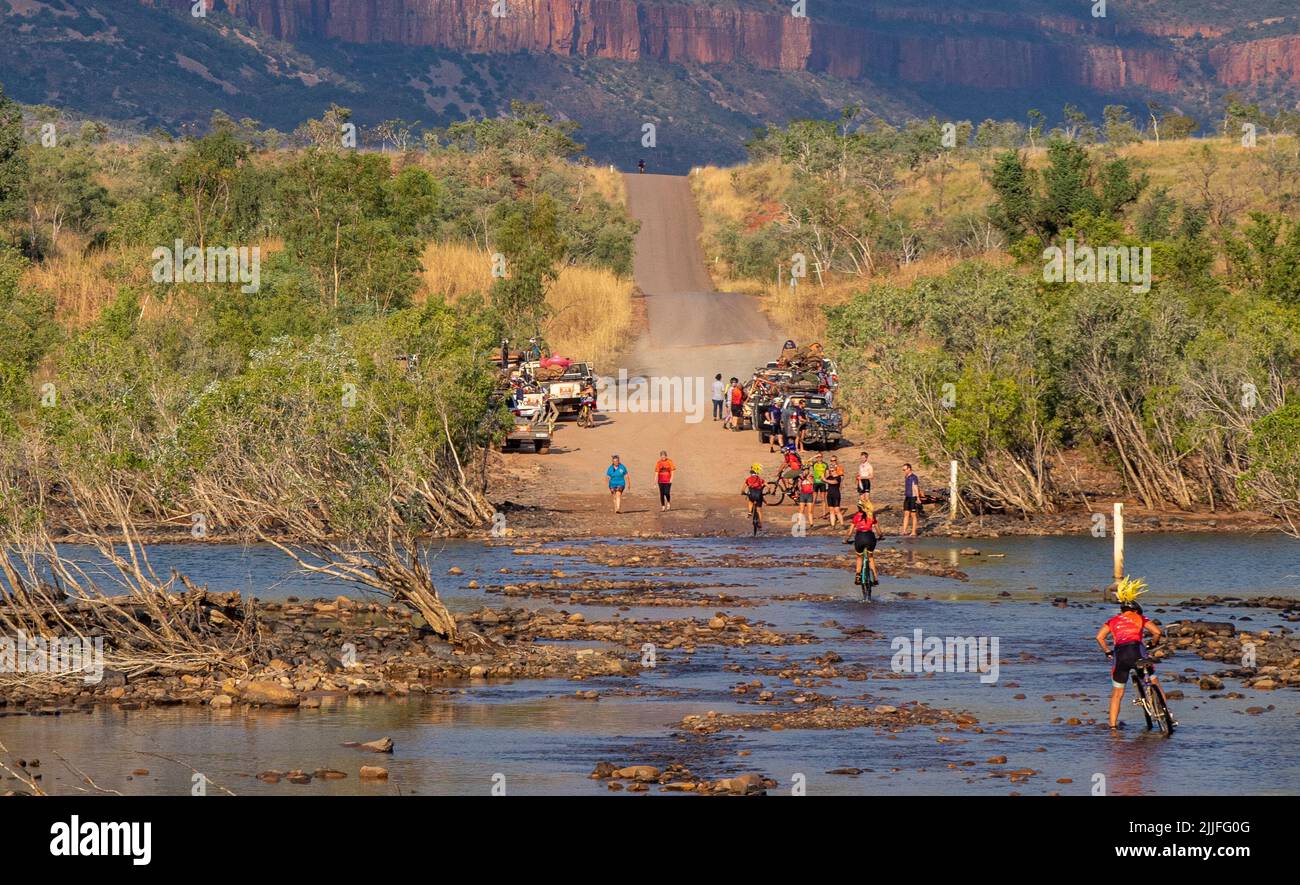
[342,737,393,753]
[613,765,660,782]
[359,766,388,780]
[239,681,300,707]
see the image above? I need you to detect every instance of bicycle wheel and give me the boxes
[1146,684,1175,737]
[1132,673,1153,730]
[763,480,785,506]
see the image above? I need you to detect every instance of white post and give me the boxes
[949,460,959,520]
[1112,502,1125,581]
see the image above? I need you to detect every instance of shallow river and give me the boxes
[3,533,1298,796]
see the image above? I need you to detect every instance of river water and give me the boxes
[3,533,1297,796]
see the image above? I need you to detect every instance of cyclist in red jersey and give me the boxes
[1095,577,1165,730]
[741,463,765,529]
[843,498,880,596]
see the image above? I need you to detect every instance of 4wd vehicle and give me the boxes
[501,416,554,454]
[781,394,844,449]
[523,360,596,417]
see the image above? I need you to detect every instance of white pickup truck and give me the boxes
[521,361,595,416]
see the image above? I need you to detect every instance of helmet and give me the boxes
[750,463,763,474]
[1115,576,1148,610]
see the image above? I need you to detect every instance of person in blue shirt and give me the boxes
[901,463,923,536]
[606,454,629,513]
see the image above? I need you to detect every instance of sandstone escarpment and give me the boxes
[164,1,1300,96]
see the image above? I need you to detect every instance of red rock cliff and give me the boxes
[169,1,1296,95]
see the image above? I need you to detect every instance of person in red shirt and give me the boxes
[796,468,815,527]
[1095,577,1165,730]
[842,498,881,599]
[654,451,676,512]
[741,463,766,530]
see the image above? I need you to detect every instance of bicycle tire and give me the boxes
[1147,683,1175,737]
[1133,673,1153,730]
[763,480,785,507]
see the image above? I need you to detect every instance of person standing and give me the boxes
[768,399,784,452]
[857,452,874,496]
[722,378,735,429]
[811,453,828,514]
[606,455,629,514]
[654,451,676,512]
[797,467,815,529]
[825,455,845,526]
[711,374,725,422]
[728,378,745,431]
[792,399,807,453]
[901,463,922,536]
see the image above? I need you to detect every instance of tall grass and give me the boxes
[417,240,635,367]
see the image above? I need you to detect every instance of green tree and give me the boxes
[0,82,27,229]
[490,194,565,338]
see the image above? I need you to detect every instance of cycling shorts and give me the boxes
[1111,641,1148,688]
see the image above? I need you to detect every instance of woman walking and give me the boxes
[654,450,676,512]
[606,455,629,514]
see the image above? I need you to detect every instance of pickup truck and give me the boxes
[780,394,844,450]
[521,361,595,417]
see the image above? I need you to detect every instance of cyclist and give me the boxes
[638,159,646,174]
[578,380,597,426]
[778,444,802,492]
[1095,577,1166,730]
[742,463,766,529]
[843,498,880,597]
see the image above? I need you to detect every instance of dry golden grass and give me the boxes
[417,240,634,367]
[583,164,627,208]
[24,237,287,328]
[417,240,494,302]
[23,238,125,327]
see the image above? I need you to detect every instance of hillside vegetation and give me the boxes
[0,91,636,538]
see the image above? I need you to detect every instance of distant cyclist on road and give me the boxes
[1096,577,1167,730]
[638,159,646,174]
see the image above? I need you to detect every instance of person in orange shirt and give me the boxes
[654,451,677,512]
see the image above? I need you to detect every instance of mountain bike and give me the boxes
[1131,645,1176,737]
[577,400,595,428]
[763,473,797,506]
[843,537,877,601]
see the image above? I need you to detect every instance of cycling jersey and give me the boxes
[1107,610,1148,645]
[851,511,876,533]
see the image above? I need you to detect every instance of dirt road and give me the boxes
[500,173,906,531]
